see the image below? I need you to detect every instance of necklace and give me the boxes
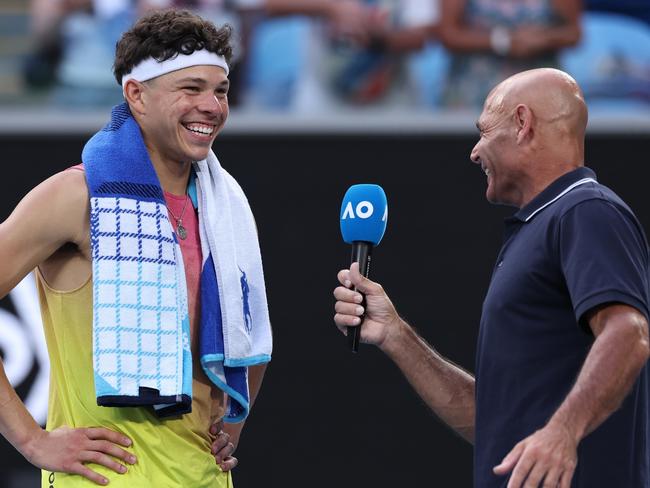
[166,193,190,240]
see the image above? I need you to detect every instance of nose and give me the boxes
[198,92,225,116]
[470,141,480,164]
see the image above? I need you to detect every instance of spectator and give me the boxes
[23,0,92,89]
[141,0,373,105]
[438,0,581,109]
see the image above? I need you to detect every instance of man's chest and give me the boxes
[478,219,582,366]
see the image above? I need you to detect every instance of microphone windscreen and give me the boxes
[340,184,388,245]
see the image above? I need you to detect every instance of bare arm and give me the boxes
[0,171,135,485]
[334,263,476,442]
[380,319,475,441]
[439,0,580,56]
[263,0,354,17]
[368,24,439,53]
[495,304,650,487]
[0,171,87,299]
[549,304,649,440]
[438,0,491,53]
[265,0,373,44]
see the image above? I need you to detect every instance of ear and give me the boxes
[123,79,147,115]
[514,104,533,145]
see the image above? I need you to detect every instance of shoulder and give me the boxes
[556,184,648,255]
[23,168,90,244]
[557,182,638,224]
[38,167,89,208]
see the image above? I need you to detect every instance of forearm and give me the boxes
[0,360,42,460]
[440,16,580,54]
[548,320,650,442]
[380,320,475,442]
[264,0,333,17]
[439,25,493,53]
[383,25,437,52]
[534,24,581,51]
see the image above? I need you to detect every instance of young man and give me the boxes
[0,9,271,487]
[333,68,650,487]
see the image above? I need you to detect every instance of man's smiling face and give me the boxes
[139,64,229,166]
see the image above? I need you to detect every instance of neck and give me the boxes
[148,149,192,196]
[519,163,581,208]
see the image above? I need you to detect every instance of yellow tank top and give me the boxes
[37,272,232,488]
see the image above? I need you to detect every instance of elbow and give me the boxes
[633,317,650,366]
[639,335,650,364]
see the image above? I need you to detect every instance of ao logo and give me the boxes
[342,200,374,219]
[0,273,49,424]
[342,201,388,221]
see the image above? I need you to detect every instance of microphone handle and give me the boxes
[348,241,373,353]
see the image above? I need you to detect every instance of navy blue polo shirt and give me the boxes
[475,167,650,487]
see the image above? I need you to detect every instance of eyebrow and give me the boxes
[176,77,230,88]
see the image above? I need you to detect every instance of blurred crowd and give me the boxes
[5,0,650,112]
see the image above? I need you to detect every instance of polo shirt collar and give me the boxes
[513,167,597,222]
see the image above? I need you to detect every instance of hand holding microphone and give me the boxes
[334,262,402,351]
[336,184,395,352]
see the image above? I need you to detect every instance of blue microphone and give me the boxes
[340,184,388,352]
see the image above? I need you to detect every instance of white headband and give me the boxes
[121,50,229,90]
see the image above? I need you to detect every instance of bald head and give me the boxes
[471,69,589,208]
[487,68,588,144]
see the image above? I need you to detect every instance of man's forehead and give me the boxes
[476,103,495,128]
[164,64,229,84]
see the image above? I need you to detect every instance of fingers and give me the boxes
[70,463,110,486]
[522,461,549,488]
[540,466,562,488]
[211,430,231,456]
[333,284,363,304]
[559,465,576,488]
[210,420,224,437]
[88,440,137,465]
[494,442,524,476]
[337,264,383,296]
[506,453,534,488]
[77,428,136,483]
[214,441,236,464]
[334,301,364,317]
[84,428,132,447]
[334,313,361,329]
[211,429,238,472]
[349,262,383,295]
[218,455,238,472]
[334,273,365,332]
[337,269,352,288]
[79,450,128,475]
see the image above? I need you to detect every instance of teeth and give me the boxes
[185,123,214,135]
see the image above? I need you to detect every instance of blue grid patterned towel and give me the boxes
[83,103,272,420]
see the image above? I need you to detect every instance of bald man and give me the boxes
[333,68,650,488]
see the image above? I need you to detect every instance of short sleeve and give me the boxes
[559,198,650,329]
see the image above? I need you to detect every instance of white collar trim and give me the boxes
[524,177,597,222]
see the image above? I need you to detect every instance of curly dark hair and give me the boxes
[113,9,233,85]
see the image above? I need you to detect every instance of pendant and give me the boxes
[176,220,187,240]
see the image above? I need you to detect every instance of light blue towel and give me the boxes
[83,103,272,420]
